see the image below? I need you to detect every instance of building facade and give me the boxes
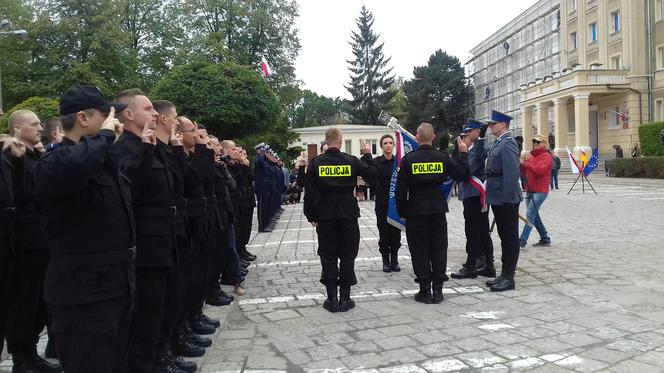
[291,124,394,161]
[468,0,561,135]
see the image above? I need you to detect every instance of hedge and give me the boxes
[0,97,60,134]
[607,157,664,179]
[639,122,664,156]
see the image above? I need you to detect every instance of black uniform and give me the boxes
[213,162,243,289]
[34,129,135,373]
[0,144,17,357]
[5,145,55,368]
[229,163,255,259]
[304,148,376,299]
[111,133,178,373]
[395,145,469,297]
[372,155,401,268]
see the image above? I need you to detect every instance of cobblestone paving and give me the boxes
[2,175,664,372]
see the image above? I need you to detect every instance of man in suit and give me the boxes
[484,110,523,292]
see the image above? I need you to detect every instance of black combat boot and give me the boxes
[165,346,197,373]
[490,274,515,292]
[485,274,504,287]
[477,259,496,277]
[323,285,339,313]
[451,264,478,279]
[414,282,432,304]
[390,253,401,272]
[172,334,205,358]
[432,283,444,304]
[381,254,391,272]
[338,286,355,312]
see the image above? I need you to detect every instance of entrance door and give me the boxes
[307,144,317,162]
[589,109,598,149]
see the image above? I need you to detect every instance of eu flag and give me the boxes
[583,147,599,176]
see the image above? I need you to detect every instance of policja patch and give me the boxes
[318,165,351,177]
[411,162,443,174]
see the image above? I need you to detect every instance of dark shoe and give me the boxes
[519,239,527,248]
[323,298,339,313]
[189,319,215,335]
[490,276,515,292]
[196,313,220,328]
[381,254,391,272]
[414,282,432,304]
[239,268,249,276]
[477,262,497,277]
[432,283,444,304]
[242,251,257,261]
[206,292,233,306]
[155,354,187,373]
[172,336,205,357]
[451,264,477,279]
[183,334,212,348]
[532,239,551,247]
[338,286,354,312]
[485,275,504,287]
[169,354,197,373]
[240,259,250,268]
[390,253,401,272]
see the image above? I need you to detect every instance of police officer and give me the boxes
[5,109,61,372]
[395,123,469,304]
[484,110,522,292]
[254,144,271,232]
[451,119,496,280]
[304,127,376,313]
[34,86,134,373]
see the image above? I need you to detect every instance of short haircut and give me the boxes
[152,100,175,115]
[221,140,235,150]
[196,122,206,130]
[176,116,189,131]
[7,109,36,136]
[60,109,95,132]
[324,127,342,145]
[417,122,435,142]
[320,141,328,152]
[379,134,394,146]
[43,117,62,133]
[114,88,145,105]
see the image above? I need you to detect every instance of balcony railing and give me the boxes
[521,69,629,101]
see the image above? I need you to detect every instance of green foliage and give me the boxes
[383,77,408,125]
[151,61,298,157]
[0,97,60,133]
[345,5,395,125]
[403,50,472,136]
[638,122,664,156]
[607,157,664,179]
[289,90,344,128]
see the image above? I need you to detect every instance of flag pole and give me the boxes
[567,173,582,195]
[583,174,598,195]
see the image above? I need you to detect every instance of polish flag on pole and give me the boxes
[260,55,272,78]
[565,146,581,174]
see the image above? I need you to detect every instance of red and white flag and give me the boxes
[260,55,272,78]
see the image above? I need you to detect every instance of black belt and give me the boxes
[174,198,188,208]
[50,246,136,268]
[0,206,16,219]
[187,197,207,207]
[486,172,502,177]
[135,206,177,217]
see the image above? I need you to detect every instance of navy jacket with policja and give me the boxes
[110,133,178,268]
[34,129,136,306]
[304,148,377,222]
[395,144,469,218]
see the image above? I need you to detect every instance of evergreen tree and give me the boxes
[345,5,395,125]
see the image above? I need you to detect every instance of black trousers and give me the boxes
[375,203,401,256]
[50,296,132,373]
[127,267,169,373]
[186,239,205,315]
[0,258,14,355]
[256,191,269,230]
[158,236,187,353]
[491,203,520,276]
[237,205,254,252]
[316,219,360,287]
[462,197,494,265]
[207,228,226,297]
[405,214,447,284]
[5,251,49,355]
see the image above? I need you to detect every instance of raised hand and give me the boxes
[360,140,371,155]
[101,107,116,131]
[456,136,468,153]
[170,123,183,146]
[3,137,26,157]
[479,123,489,138]
[141,120,156,145]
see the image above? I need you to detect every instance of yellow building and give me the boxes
[520,0,663,158]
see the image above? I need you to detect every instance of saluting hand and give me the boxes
[360,140,371,155]
[101,107,117,132]
[141,120,157,145]
[456,137,468,153]
[170,124,183,146]
[3,136,26,157]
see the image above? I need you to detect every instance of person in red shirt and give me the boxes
[519,134,553,248]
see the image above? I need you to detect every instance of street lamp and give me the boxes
[0,21,28,111]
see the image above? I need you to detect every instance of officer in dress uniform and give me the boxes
[484,110,523,292]
[451,119,496,280]
[34,86,135,373]
[395,123,469,304]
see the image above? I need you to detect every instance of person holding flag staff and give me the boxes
[484,110,523,292]
[396,123,470,304]
[372,134,402,273]
[518,134,553,248]
[451,119,496,280]
[304,127,377,313]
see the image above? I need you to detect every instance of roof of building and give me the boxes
[293,124,392,134]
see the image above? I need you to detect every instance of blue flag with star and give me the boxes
[583,147,599,176]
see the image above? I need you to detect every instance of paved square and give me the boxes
[2,174,664,372]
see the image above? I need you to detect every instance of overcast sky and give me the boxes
[294,0,536,99]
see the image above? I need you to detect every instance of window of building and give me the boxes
[570,32,577,50]
[568,105,576,133]
[609,106,622,129]
[658,46,664,69]
[657,0,663,21]
[610,55,622,69]
[370,139,377,155]
[656,100,664,121]
[569,0,577,13]
[344,139,352,154]
[589,22,598,43]
[610,11,620,33]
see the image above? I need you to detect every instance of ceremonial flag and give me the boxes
[260,55,272,78]
[580,148,589,169]
[386,126,454,231]
[565,146,581,174]
[583,147,599,176]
